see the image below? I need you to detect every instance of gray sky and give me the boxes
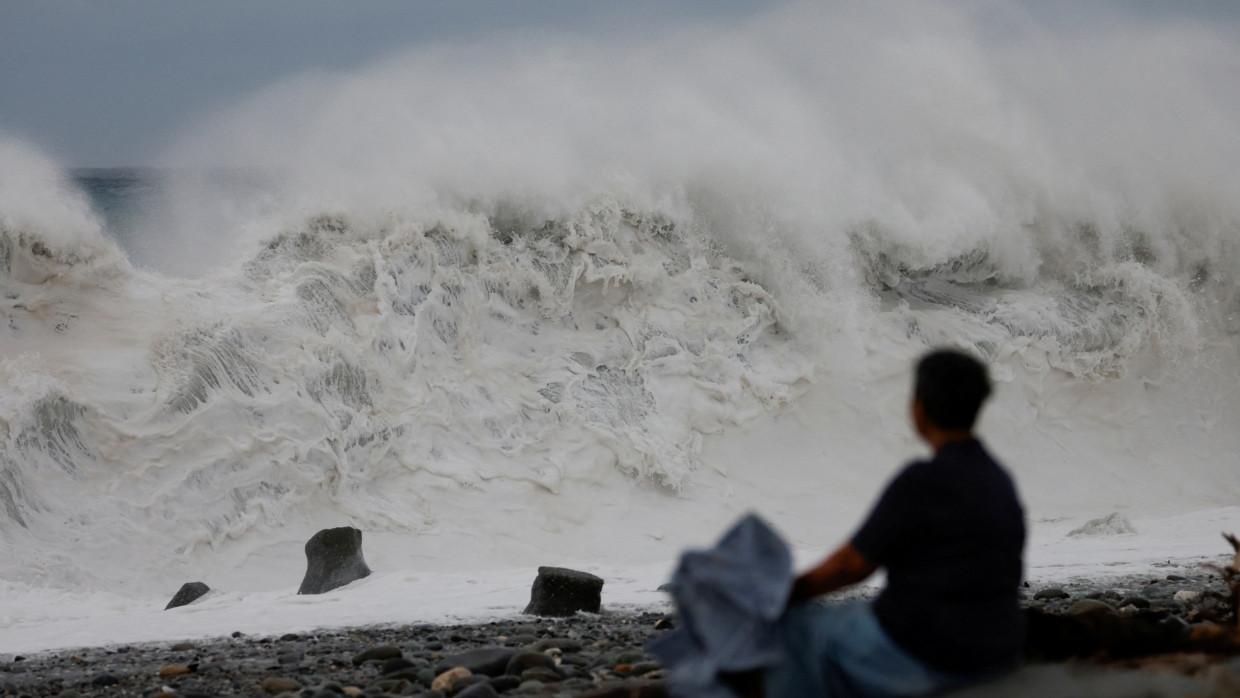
[1,0,1236,167]
[0,1,777,166]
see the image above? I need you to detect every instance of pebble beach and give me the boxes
[5,569,1240,698]
[0,611,671,698]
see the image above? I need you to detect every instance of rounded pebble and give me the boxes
[261,676,301,694]
[432,666,472,693]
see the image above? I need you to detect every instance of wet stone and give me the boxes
[261,676,301,693]
[489,675,522,692]
[505,650,556,676]
[352,646,402,666]
[298,527,372,595]
[503,633,538,647]
[524,567,604,617]
[432,666,472,693]
[1066,599,1114,615]
[436,647,517,677]
[457,682,501,698]
[534,637,583,653]
[166,582,211,610]
[381,657,419,674]
[453,674,492,693]
[1034,588,1070,601]
[521,666,563,683]
[630,661,662,676]
[614,649,647,665]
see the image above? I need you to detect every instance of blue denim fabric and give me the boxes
[648,513,794,698]
[765,600,967,698]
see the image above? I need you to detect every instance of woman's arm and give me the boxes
[788,542,877,604]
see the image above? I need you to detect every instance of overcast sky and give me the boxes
[1,0,1237,167]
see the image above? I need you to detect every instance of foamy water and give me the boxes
[2,1,1239,654]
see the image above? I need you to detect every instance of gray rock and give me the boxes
[1119,596,1150,609]
[489,675,523,692]
[613,649,647,665]
[1158,614,1190,634]
[630,661,662,676]
[505,633,538,647]
[1033,588,1070,601]
[506,650,557,676]
[435,647,518,677]
[534,638,584,653]
[260,676,299,693]
[452,674,492,693]
[456,683,501,698]
[297,527,372,595]
[381,657,419,675]
[523,567,604,617]
[165,582,210,610]
[1066,599,1114,616]
[520,666,563,683]
[352,645,402,666]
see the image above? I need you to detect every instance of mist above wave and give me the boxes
[138,1,1239,369]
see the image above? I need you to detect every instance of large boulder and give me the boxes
[523,566,603,617]
[165,582,210,610]
[297,526,372,595]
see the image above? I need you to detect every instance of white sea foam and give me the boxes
[2,0,1239,654]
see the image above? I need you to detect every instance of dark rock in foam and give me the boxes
[165,582,210,610]
[298,527,372,595]
[524,566,604,617]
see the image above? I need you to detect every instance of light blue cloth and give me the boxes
[765,600,964,697]
[650,514,973,698]
[648,513,794,698]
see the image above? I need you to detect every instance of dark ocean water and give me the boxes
[71,167,163,245]
[68,166,279,274]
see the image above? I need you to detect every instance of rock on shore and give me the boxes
[4,570,1240,697]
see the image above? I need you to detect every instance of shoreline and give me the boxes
[1,610,672,698]
[4,568,1239,697]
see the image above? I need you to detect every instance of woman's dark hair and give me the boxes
[915,349,992,431]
